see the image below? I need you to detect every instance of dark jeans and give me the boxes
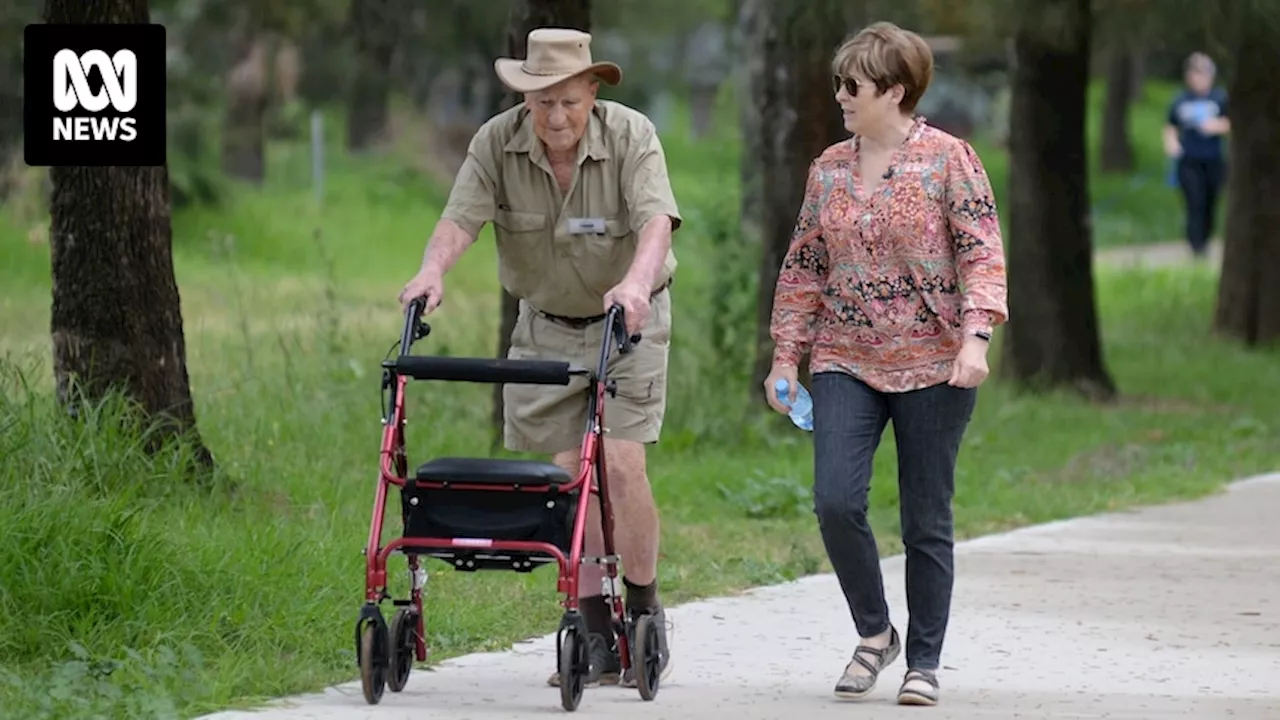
[810,371,977,671]
[1176,156,1225,255]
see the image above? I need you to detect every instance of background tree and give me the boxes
[42,0,215,472]
[0,0,36,195]
[742,0,852,396]
[345,0,401,152]
[999,0,1117,400]
[491,0,592,442]
[1094,0,1158,174]
[220,13,271,183]
[1098,45,1138,173]
[216,0,345,183]
[1213,1,1280,346]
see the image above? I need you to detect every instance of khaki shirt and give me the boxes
[440,99,682,318]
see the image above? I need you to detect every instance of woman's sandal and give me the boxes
[833,626,901,700]
[897,668,940,706]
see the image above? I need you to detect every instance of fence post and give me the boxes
[311,110,324,206]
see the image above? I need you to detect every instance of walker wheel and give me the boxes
[359,620,387,705]
[558,626,587,711]
[633,613,662,701]
[387,607,417,692]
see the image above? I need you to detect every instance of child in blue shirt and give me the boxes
[1162,52,1230,257]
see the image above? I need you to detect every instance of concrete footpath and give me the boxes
[201,473,1280,719]
[1095,239,1223,270]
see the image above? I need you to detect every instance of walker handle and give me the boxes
[607,304,642,354]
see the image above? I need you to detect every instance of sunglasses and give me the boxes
[832,75,863,97]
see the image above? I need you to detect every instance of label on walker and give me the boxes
[452,538,493,548]
[568,217,606,234]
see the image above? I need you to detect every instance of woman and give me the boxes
[1162,52,1230,258]
[764,22,1008,707]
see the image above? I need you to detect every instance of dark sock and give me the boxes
[623,576,658,612]
[581,595,614,638]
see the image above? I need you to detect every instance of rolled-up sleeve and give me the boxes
[770,160,829,368]
[945,139,1009,335]
[440,131,499,239]
[622,121,683,234]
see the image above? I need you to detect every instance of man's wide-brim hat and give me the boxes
[494,28,623,93]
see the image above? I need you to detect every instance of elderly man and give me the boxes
[398,27,678,689]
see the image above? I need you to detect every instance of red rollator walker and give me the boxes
[354,295,664,711]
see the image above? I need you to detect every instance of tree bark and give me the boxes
[221,17,270,184]
[1213,5,1280,346]
[345,0,399,152]
[999,0,1117,400]
[744,0,850,396]
[1129,46,1146,102]
[1099,45,1135,173]
[0,2,26,192]
[43,0,215,474]
[491,0,592,446]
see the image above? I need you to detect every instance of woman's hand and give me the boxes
[763,363,800,414]
[948,336,990,388]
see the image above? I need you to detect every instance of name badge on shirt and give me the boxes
[568,217,606,235]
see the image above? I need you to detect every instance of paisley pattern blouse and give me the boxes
[769,117,1009,393]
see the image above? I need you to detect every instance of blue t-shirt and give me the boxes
[1167,87,1229,161]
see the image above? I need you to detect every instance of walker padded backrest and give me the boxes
[393,355,572,385]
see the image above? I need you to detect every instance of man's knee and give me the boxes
[552,447,578,464]
[602,439,651,492]
[552,448,581,478]
[562,440,650,487]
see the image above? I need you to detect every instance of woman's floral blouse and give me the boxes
[770,117,1009,393]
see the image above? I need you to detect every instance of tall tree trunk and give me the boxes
[43,0,215,474]
[346,0,399,152]
[0,1,27,194]
[999,0,1117,400]
[1129,46,1146,102]
[491,0,591,446]
[745,0,850,395]
[1099,45,1135,173]
[1213,4,1280,346]
[221,22,270,184]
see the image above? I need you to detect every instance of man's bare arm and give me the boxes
[419,218,479,277]
[622,214,673,290]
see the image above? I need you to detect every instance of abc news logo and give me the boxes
[24,23,166,167]
[53,49,140,143]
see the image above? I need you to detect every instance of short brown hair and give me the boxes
[831,22,934,113]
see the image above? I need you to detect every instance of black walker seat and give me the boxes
[403,457,577,572]
[413,457,573,487]
[354,294,665,712]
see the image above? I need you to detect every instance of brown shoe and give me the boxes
[833,626,901,700]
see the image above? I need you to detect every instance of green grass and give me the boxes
[1,85,1273,719]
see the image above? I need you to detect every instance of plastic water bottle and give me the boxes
[773,378,813,431]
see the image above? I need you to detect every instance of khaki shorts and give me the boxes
[503,289,671,455]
